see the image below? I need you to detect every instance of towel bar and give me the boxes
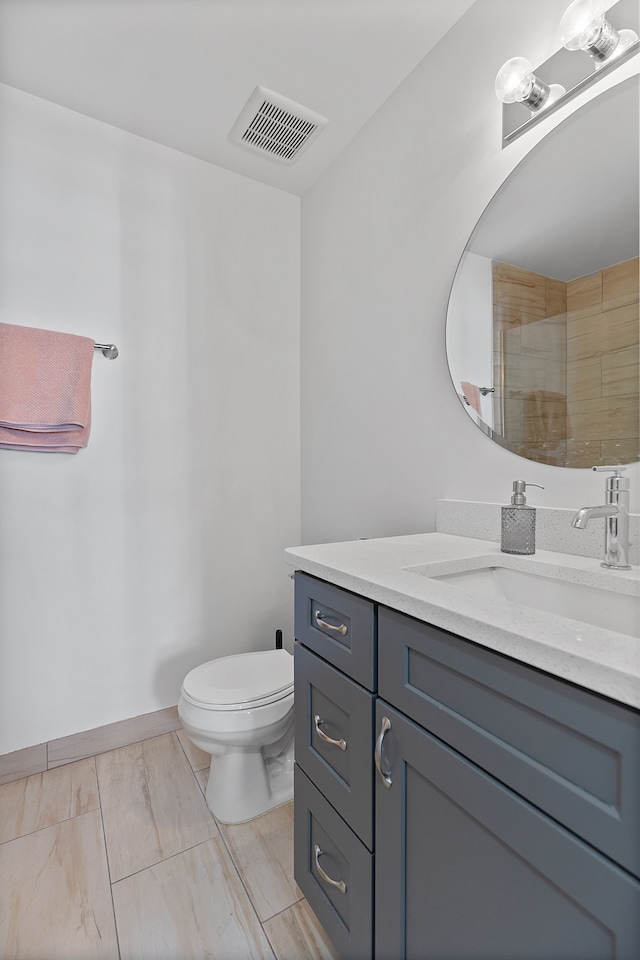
[94,343,119,359]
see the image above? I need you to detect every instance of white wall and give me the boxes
[300,0,639,545]
[0,84,300,755]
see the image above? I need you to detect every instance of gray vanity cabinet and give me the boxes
[294,766,373,960]
[293,573,376,960]
[295,641,375,847]
[375,699,640,960]
[293,573,640,960]
[377,606,640,879]
[375,607,640,960]
[294,571,377,691]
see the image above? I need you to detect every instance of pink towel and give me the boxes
[461,381,481,414]
[0,323,94,453]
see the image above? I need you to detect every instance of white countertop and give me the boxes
[284,532,640,709]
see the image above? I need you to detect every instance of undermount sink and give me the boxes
[414,564,639,638]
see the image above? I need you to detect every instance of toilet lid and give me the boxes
[182,649,293,707]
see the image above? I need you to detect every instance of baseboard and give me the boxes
[0,706,181,786]
[0,742,48,786]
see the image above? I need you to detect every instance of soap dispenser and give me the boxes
[501,481,544,555]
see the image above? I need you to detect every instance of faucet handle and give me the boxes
[593,465,630,494]
[593,465,627,475]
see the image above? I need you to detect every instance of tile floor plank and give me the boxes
[1,732,331,960]
[0,757,99,844]
[195,766,208,795]
[263,899,339,960]
[176,727,210,772]
[113,837,275,960]
[97,732,218,882]
[0,809,118,960]
[217,802,302,922]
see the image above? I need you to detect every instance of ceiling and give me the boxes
[0,0,475,196]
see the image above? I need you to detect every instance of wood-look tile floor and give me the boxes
[0,729,338,960]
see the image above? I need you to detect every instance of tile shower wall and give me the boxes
[492,256,639,468]
[567,256,639,466]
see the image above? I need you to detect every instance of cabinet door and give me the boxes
[295,641,374,848]
[374,701,640,960]
[378,606,640,878]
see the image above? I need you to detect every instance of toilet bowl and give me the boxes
[178,648,294,824]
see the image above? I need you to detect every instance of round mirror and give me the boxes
[446,75,639,468]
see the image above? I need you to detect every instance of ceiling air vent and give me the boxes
[229,85,328,164]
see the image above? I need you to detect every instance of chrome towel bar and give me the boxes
[94,343,119,359]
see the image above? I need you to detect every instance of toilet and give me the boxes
[178,648,294,824]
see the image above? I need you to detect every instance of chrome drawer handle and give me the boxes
[314,843,347,895]
[314,610,348,636]
[374,716,392,789]
[314,715,347,751]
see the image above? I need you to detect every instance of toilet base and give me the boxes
[204,743,294,824]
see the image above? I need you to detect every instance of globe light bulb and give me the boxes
[560,0,638,63]
[495,58,565,112]
[560,0,606,50]
[495,58,536,104]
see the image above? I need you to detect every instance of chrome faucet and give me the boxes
[572,466,631,570]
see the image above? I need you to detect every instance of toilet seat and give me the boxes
[182,649,293,711]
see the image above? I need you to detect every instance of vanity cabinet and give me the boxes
[377,607,640,879]
[293,573,377,960]
[375,607,640,960]
[293,573,640,960]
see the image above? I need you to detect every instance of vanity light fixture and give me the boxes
[560,0,638,66]
[498,0,639,145]
[494,57,565,111]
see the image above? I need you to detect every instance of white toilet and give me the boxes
[178,648,294,824]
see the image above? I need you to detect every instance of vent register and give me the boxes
[229,86,328,164]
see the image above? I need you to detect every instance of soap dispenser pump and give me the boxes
[501,480,544,555]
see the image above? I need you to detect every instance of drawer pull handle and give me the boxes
[314,610,348,636]
[314,715,347,751]
[314,843,347,894]
[375,716,392,789]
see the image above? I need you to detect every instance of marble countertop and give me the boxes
[284,533,640,709]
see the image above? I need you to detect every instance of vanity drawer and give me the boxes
[294,572,376,690]
[378,606,640,879]
[294,765,373,960]
[295,641,374,849]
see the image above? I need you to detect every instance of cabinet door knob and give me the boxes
[314,610,348,636]
[314,843,347,894]
[314,714,347,751]
[375,716,392,788]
